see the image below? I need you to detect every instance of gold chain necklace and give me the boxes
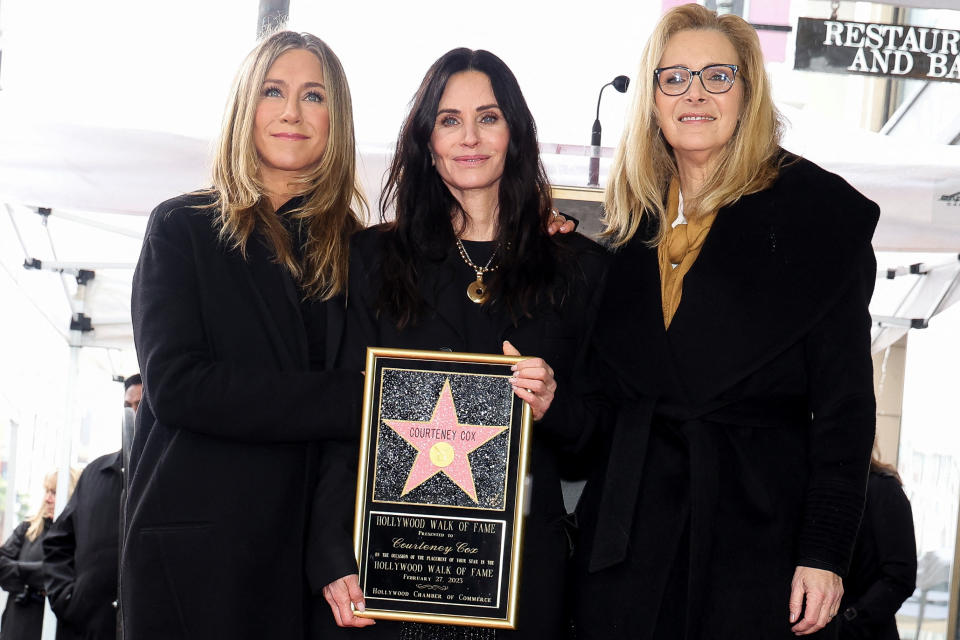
[455,238,500,304]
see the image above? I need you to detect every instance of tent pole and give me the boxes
[258,0,289,35]
[2,420,16,539]
[46,208,144,240]
[41,278,87,640]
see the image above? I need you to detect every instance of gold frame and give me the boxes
[353,347,534,629]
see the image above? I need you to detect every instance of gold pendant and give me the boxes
[467,277,488,304]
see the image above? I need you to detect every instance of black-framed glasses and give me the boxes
[653,64,739,96]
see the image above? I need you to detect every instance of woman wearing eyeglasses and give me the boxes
[567,5,879,639]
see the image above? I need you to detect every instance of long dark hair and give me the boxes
[378,48,564,328]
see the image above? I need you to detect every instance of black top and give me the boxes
[452,239,502,352]
[839,471,917,640]
[279,202,328,366]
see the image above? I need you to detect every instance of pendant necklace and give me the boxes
[455,238,499,304]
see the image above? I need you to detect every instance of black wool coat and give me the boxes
[309,225,609,640]
[1,521,49,640]
[43,450,123,640]
[123,193,362,639]
[567,156,880,640]
[839,472,917,640]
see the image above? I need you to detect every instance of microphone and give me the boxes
[589,75,630,187]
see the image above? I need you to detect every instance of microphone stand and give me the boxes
[588,84,611,188]
[588,75,629,187]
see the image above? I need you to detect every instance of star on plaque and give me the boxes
[383,378,508,502]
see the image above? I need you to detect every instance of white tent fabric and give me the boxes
[779,104,960,252]
[1,111,959,353]
[884,0,960,9]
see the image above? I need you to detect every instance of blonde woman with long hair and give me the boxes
[569,5,879,639]
[124,31,368,639]
[1,469,78,640]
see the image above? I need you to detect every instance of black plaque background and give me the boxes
[355,352,528,625]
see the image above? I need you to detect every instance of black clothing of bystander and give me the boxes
[0,520,50,640]
[839,471,917,640]
[43,450,123,640]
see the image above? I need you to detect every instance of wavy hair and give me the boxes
[603,3,784,247]
[208,30,366,300]
[25,469,79,542]
[378,48,563,327]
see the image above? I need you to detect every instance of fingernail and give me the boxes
[355,601,365,612]
[510,364,517,371]
[789,613,796,623]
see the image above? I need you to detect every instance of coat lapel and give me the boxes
[324,295,347,369]
[595,222,684,401]
[665,167,877,405]
[242,236,308,369]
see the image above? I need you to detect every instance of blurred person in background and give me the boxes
[42,372,139,640]
[122,374,142,415]
[838,446,917,640]
[1,470,78,640]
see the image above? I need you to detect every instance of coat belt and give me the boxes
[587,395,808,574]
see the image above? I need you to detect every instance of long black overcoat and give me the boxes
[567,156,880,640]
[43,450,123,640]
[123,193,361,639]
[310,226,608,639]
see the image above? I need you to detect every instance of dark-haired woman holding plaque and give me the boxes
[326,48,607,640]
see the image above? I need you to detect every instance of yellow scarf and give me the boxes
[657,178,717,329]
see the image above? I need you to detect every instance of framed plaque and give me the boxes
[353,347,533,629]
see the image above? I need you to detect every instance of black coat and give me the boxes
[568,156,880,640]
[839,472,917,640]
[43,451,123,640]
[311,226,608,639]
[123,193,362,639]
[1,521,49,640]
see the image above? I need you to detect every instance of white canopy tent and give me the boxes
[1,105,959,352]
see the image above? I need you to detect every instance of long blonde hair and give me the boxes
[209,30,366,300]
[603,3,784,247]
[25,469,79,542]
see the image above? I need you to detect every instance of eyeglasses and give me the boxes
[653,64,739,96]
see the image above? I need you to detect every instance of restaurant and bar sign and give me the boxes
[795,17,960,82]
